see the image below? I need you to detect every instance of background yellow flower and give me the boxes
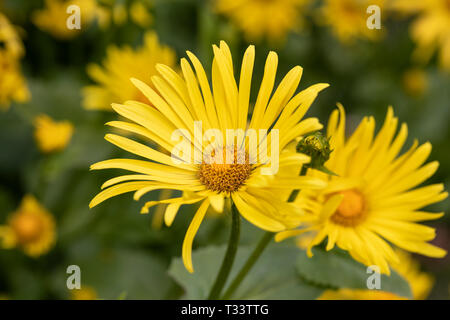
[0,195,56,257]
[33,114,74,153]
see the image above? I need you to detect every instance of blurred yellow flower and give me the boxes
[33,114,74,153]
[0,54,30,110]
[70,286,98,300]
[32,0,101,39]
[129,1,153,28]
[215,0,311,42]
[318,288,407,300]
[392,249,434,300]
[82,31,177,111]
[317,0,385,43]
[0,13,24,59]
[276,105,447,275]
[0,13,29,109]
[89,41,328,272]
[0,195,56,257]
[388,0,450,71]
[402,68,428,97]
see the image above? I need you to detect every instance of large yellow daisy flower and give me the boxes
[0,195,56,257]
[89,41,328,272]
[215,0,311,42]
[276,105,447,274]
[82,31,177,111]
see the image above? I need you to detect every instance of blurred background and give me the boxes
[0,0,448,299]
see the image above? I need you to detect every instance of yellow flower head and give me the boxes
[215,0,311,42]
[70,286,98,300]
[82,31,177,111]
[0,13,29,109]
[32,0,100,39]
[388,0,450,71]
[0,53,30,110]
[0,195,56,257]
[317,0,385,43]
[318,288,407,300]
[0,13,24,59]
[276,105,447,275]
[89,41,329,272]
[33,114,74,153]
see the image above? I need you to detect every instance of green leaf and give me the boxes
[168,242,323,300]
[296,248,413,299]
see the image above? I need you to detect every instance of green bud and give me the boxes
[296,132,337,175]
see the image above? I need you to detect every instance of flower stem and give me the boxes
[221,231,273,299]
[207,201,241,300]
[220,166,308,299]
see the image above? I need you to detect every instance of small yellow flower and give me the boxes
[402,68,428,97]
[317,0,385,43]
[33,114,74,153]
[89,41,328,273]
[0,195,56,257]
[0,13,24,59]
[215,0,311,42]
[318,288,407,300]
[32,0,100,39]
[129,1,153,28]
[82,31,177,111]
[277,105,447,275]
[388,0,450,71]
[0,53,30,110]
[0,13,29,109]
[70,286,98,300]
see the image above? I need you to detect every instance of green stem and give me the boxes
[220,166,308,299]
[222,231,273,300]
[207,201,241,300]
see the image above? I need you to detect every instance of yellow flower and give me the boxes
[82,31,177,111]
[215,0,311,42]
[0,195,56,257]
[402,68,428,97]
[388,0,450,71]
[0,53,30,110]
[89,41,328,272]
[276,105,447,275]
[33,114,74,153]
[32,0,100,39]
[0,13,24,59]
[317,0,385,43]
[392,249,434,300]
[318,288,407,300]
[70,286,98,300]
[129,1,153,28]
[0,13,29,109]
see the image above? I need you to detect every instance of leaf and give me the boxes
[168,242,323,300]
[296,248,413,299]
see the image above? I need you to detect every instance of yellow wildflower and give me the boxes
[82,31,177,111]
[0,195,56,257]
[33,114,74,153]
[277,105,447,275]
[215,0,311,42]
[89,41,328,272]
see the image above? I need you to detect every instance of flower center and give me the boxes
[330,189,367,226]
[198,146,252,193]
[10,213,43,244]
